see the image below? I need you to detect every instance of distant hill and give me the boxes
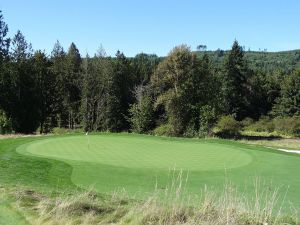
[195,49,300,73]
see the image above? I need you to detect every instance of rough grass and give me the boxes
[5,178,299,225]
[240,138,300,150]
[0,187,28,225]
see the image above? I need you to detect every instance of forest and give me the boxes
[0,11,300,137]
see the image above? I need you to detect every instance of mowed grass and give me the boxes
[19,135,252,170]
[14,133,300,211]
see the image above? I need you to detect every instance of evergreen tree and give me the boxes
[0,10,10,61]
[64,42,82,129]
[272,70,300,117]
[185,54,220,135]
[131,53,160,84]
[32,50,57,133]
[10,30,33,61]
[105,51,133,131]
[0,11,11,123]
[81,50,113,131]
[222,40,250,120]
[50,40,67,127]
[9,31,38,132]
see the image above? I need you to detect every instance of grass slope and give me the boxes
[13,133,300,211]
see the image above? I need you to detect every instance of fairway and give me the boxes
[16,134,300,209]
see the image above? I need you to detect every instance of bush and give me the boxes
[199,105,217,137]
[183,121,198,137]
[273,117,300,136]
[240,117,254,128]
[245,116,274,133]
[214,115,241,138]
[52,127,83,135]
[243,116,300,137]
[129,96,154,134]
[153,123,174,136]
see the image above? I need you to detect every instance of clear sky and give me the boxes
[0,0,299,57]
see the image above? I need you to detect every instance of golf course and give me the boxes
[1,1,300,223]
[1,133,300,224]
[3,134,297,207]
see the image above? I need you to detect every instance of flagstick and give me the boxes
[86,131,90,151]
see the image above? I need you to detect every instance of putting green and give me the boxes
[19,135,252,170]
[16,134,300,210]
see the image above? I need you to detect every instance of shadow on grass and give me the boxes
[216,133,282,141]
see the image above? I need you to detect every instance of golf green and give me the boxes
[19,135,252,170]
[16,134,300,209]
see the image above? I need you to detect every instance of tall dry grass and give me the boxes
[10,174,299,225]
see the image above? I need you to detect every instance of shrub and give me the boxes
[245,116,274,133]
[51,127,83,135]
[183,121,198,137]
[199,105,217,137]
[0,109,12,134]
[240,117,254,128]
[153,123,173,136]
[273,117,300,136]
[129,96,154,134]
[214,115,241,138]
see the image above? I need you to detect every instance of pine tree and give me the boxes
[132,53,159,84]
[105,51,133,131]
[222,40,250,120]
[64,42,82,129]
[10,30,33,61]
[0,10,11,120]
[9,31,38,132]
[32,50,57,133]
[0,11,10,61]
[50,40,67,127]
[272,70,300,117]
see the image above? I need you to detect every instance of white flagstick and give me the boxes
[86,131,90,151]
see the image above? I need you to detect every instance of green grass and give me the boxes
[0,133,300,224]
[19,135,252,170]
[0,190,27,225]
[15,134,300,206]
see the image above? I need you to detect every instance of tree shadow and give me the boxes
[236,134,282,141]
[216,133,282,141]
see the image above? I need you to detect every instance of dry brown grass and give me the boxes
[6,176,298,225]
[0,134,43,139]
[240,138,300,150]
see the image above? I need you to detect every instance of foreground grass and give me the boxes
[0,188,28,225]
[2,180,298,225]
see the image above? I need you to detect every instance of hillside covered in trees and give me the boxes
[0,11,300,136]
[196,49,300,74]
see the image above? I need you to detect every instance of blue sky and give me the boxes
[0,0,299,56]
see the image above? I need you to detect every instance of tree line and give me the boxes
[0,11,299,136]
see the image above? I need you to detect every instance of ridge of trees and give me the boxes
[0,11,300,136]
